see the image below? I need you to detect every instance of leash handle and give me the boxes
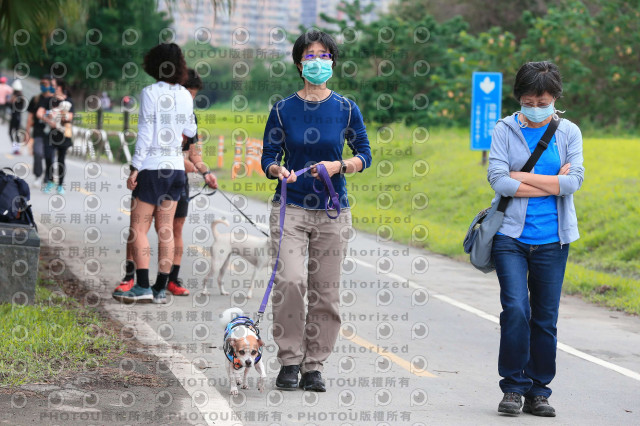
[257,163,340,315]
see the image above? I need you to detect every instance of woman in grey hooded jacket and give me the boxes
[488,61,584,417]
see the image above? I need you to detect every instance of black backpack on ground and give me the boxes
[0,168,37,230]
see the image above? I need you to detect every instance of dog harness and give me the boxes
[223,316,262,370]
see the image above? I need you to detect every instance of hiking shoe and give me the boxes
[112,284,152,304]
[57,185,65,195]
[276,365,300,389]
[299,370,326,392]
[498,392,522,415]
[42,182,56,194]
[167,279,189,296]
[152,288,167,304]
[523,396,556,417]
[113,278,134,293]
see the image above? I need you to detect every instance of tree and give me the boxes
[0,1,234,62]
[26,0,173,106]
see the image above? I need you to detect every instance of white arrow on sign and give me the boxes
[480,76,495,94]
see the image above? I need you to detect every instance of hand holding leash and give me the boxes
[310,160,340,178]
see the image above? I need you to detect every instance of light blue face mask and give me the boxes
[520,103,555,123]
[301,58,333,85]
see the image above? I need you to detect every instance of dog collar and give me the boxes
[223,316,263,369]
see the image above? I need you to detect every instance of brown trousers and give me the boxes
[269,203,351,374]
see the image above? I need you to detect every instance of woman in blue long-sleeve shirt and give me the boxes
[260,30,372,392]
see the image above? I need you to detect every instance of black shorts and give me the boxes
[174,176,189,218]
[132,169,186,206]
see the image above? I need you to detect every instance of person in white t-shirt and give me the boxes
[113,43,197,305]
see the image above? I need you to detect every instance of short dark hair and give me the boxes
[55,78,70,96]
[184,68,203,90]
[55,78,67,91]
[41,74,52,82]
[143,43,188,85]
[292,31,339,79]
[513,61,563,101]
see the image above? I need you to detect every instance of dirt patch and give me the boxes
[0,243,201,425]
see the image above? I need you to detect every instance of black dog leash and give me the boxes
[189,183,269,238]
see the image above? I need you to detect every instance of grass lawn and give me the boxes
[0,279,123,387]
[79,109,640,315]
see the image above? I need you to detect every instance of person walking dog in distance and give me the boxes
[261,30,372,392]
[8,79,26,155]
[488,61,584,417]
[37,78,74,195]
[113,43,197,304]
[26,75,55,189]
[113,68,217,297]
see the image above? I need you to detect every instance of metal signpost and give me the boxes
[471,72,502,165]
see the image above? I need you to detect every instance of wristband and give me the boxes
[129,165,138,173]
[339,160,347,174]
[202,171,211,177]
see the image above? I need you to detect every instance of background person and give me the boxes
[26,75,55,188]
[8,80,26,155]
[0,76,13,121]
[114,68,217,296]
[488,61,584,417]
[261,30,372,392]
[113,43,197,305]
[37,78,74,195]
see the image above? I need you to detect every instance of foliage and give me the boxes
[299,0,640,128]
[181,40,301,111]
[0,1,232,63]
[316,1,472,126]
[26,0,172,102]
[393,0,557,39]
[0,0,85,62]
[0,280,123,386]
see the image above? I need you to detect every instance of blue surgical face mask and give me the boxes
[40,84,49,94]
[49,86,56,94]
[520,103,555,123]
[301,58,333,85]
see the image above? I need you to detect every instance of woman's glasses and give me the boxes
[520,101,553,108]
[303,53,333,61]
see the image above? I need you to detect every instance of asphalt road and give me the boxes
[2,111,640,425]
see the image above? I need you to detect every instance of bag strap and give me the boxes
[497,117,561,212]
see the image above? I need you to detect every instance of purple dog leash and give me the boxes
[254,163,341,326]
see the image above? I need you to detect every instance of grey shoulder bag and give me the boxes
[463,117,561,273]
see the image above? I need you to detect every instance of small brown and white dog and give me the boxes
[203,218,270,298]
[220,307,266,395]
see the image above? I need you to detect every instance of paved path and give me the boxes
[2,113,640,425]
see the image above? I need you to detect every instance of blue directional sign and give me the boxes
[470,72,502,151]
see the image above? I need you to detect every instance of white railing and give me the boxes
[69,125,132,163]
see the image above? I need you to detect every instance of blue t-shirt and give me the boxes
[261,92,372,209]
[517,123,561,244]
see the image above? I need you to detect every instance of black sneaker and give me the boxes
[523,395,556,417]
[498,392,522,415]
[275,365,300,389]
[299,371,326,392]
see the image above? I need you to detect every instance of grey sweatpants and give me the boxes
[269,203,352,374]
